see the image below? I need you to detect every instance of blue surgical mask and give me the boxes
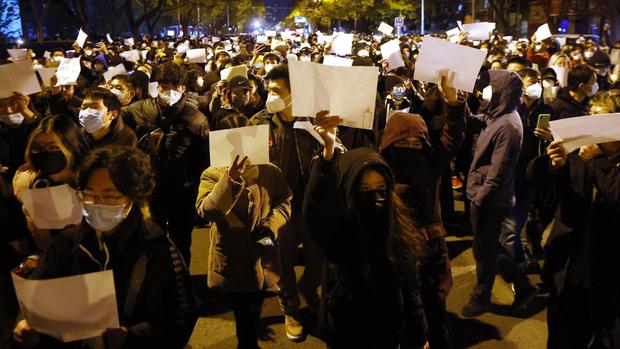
[82,203,130,232]
[79,108,107,134]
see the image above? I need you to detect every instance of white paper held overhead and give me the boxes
[186,48,207,63]
[36,67,58,88]
[534,23,553,42]
[54,57,81,86]
[0,60,42,98]
[209,125,270,168]
[380,39,405,71]
[322,55,354,67]
[220,65,248,81]
[76,28,88,48]
[289,61,378,130]
[7,49,28,61]
[378,22,394,35]
[103,64,128,82]
[331,33,354,56]
[413,36,486,93]
[106,33,113,44]
[462,22,495,41]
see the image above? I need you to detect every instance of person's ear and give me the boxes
[109,110,118,120]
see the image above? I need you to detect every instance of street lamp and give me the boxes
[253,20,261,29]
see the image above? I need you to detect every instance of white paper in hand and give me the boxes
[19,184,83,229]
[323,55,353,67]
[256,35,268,44]
[119,50,140,62]
[103,64,128,82]
[54,57,81,86]
[294,121,324,145]
[289,61,378,130]
[36,67,58,88]
[220,65,248,81]
[186,48,207,63]
[331,33,354,56]
[550,113,620,153]
[413,36,486,93]
[463,22,494,41]
[265,30,277,38]
[176,43,189,53]
[380,39,405,71]
[106,33,113,44]
[124,37,135,46]
[43,51,51,59]
[76,28,88,48]
[271,39,285,50]
[534,23,553,42]
[0,60,43,98]
[209,125,270,168]
[12,270,119,342]
[7,49,28,61]
[378,22,394,35]
[148,82,159,98]
[550,65,569,87]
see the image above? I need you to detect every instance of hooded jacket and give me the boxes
[303,148,427,349]
[466,70,524,208]
[379,99,467,227]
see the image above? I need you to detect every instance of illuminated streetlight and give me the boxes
[253,20,261,29]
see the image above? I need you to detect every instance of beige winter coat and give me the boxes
[195,163,292,292]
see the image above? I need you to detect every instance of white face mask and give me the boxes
[159,89,183,106]
[82,203,130,232]
[584,51,594,59]
[33,64,44,70]
[53,56,64,62]
[266,94,288,113]
[525,83,542,100]
[542,80,554,88]
[85,50,93,56]
[79,108,108,134]
[264,64,275,73]
[481,85,493,102]
[110,88,131,105]
[196,77,204,88]
[587,81,599,97]
[611,74,619,83]
[357,49,369,57]
[300,55,311,62]
[0,112,24,125]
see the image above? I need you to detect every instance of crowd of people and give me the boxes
[0,24,619,349]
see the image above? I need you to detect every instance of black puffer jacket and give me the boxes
[26,207,197,349]
[303,148,427,349]
[548,87,589,120]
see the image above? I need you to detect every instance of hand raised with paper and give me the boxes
[314,110,342,161]
[440,69,458,103]
[547,139,568,169]
[12,319,40,348]
[578,144,603,161]
[102,327,128,349]
[229,155,248,182]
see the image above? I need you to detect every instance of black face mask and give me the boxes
[387,147,429,184]
[357,189,388,218]
[30,150,67,176]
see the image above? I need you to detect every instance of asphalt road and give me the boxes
[187,202,548,349]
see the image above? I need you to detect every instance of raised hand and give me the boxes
[229,155,248,182]
[314,110,342,161]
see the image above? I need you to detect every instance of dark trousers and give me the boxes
[420,235,453,349]
[227,292,265,349]
[151,185,197,265]
[470,204,511,300]
[497,177,538,292]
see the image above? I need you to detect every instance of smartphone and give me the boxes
[536,113,550,129]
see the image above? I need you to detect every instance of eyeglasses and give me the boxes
[77,190,127,205]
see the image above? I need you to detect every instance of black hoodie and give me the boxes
[466,70,524,208]
[303,148,427,349]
